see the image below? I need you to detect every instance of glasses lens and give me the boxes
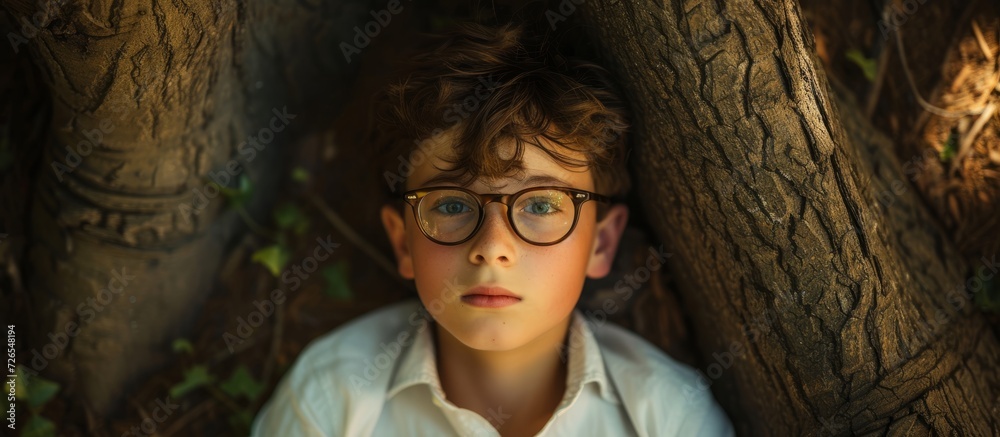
[417,189,480,243]
[512,188,575,244]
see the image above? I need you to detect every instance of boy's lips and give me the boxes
[462,285,521,299]
[461,286,522,308]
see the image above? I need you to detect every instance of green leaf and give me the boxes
[13,365,36,400]
[172,338,194,355]
[291,167,310,183]
[217,174,253,208]
[22,415,57,437]
[252,244,290,277]
[845,49,876,82]
[274,203,310,235]
[228,409,254,434]
[19,371,59,409]
[220,365,265,401]
[940,131,958,163]
[322,261,353,301]
[974,276,1000,312]
[169,365,215,399]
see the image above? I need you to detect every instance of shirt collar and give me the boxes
[386,305,620,407]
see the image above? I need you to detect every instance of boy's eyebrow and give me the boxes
[417,173,574,190]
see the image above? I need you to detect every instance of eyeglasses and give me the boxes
[400,185,611,246]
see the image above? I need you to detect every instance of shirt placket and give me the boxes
[431,391,501,437]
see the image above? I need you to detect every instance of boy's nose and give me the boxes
[468,203,516,265]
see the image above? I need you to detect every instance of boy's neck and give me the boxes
[433,314,572,426]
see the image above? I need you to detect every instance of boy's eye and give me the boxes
[520,197,561,215]
[432,198,474,215]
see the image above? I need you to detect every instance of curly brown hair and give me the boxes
[370,19,632,211]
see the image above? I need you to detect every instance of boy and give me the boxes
[252,20,734,437]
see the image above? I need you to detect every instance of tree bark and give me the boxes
[577,0,999,434]
[1,0,370,416]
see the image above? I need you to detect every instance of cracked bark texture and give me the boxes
[1,0,374,415]
[576,0,999,435]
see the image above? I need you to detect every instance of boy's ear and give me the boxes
[380,204,415,279]
[586,204,629,279]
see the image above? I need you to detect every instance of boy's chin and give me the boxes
[440,317,533,352]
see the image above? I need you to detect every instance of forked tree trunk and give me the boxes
[1,0,372,416]
[575,0,999,434]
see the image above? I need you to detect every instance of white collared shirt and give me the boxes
[251,298,734,437]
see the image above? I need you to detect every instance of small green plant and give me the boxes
[322,260,354,300]
[8,365,59,437]
[291,167,310,183]
[252,244,291,277]
[940,130,958,163]
[845,49,876,82]
[274,203,310,236]
[220,170,320,278]
[168,338,267,435]
[974,275,1000,313]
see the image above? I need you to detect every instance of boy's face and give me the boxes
[380,131,629,352]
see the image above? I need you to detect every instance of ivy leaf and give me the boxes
[252,244,290,277]
[845,49,876,82]
[217,174,253,208]
[228,409,254,435]
[22,415,57,437]
[940,130,958,163]
[974,276,1000,313]
[18,370,59,409]
[220,365,265,401]
[172,338,194,355]
[169,365,215,399]
[322,261,353,301]
[291,167,310,183]
[274,203,310,235]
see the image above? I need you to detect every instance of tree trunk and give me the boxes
[1,0,370,416]
[576,0,999,434]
